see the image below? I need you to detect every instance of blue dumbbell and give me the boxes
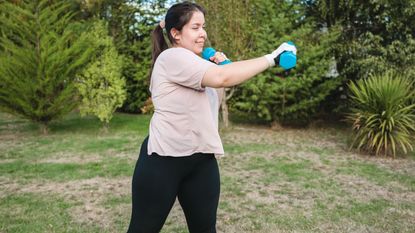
[202,47,232,65]
[275,41,297,70]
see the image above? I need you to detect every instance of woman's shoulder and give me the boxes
[159,47,197,59]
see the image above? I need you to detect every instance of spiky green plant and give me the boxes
[0,0,92,134]
[347,71,415,157]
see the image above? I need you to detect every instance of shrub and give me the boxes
[347,71,415,157]
[76,21,126,128]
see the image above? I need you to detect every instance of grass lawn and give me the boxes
[0,112,414,233]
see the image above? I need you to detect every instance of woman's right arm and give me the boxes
[202,42,296,88]
[202,57,269,88]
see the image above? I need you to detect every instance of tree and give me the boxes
[214,0,341,125]
[303,0,415,86]
[76,21,126,129]
[0,0,93,133]
[76,0,170,113]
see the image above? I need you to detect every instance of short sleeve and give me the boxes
[158,48,215,91]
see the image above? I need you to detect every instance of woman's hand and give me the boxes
[209,51,229,64]
[264,42,297,67]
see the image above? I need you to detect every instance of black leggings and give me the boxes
[127,137,220,233]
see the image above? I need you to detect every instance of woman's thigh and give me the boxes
[177,155,220,233]
[128,138,179,233]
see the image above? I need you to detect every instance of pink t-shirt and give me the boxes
[147,47,224,157]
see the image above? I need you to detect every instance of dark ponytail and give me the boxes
[149,1,206,76]
[150,24,169,75]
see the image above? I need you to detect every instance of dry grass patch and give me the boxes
[334,174,415,203]
[36,152,103,164]
[1,176,130,230]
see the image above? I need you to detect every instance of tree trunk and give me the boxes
[101,121,109,133]
[40,123,49,135]
[221,96,229,128]
[220,87,235,129]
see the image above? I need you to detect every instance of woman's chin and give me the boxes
[194,47,203,55]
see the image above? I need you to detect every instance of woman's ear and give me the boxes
[170,28,181,43]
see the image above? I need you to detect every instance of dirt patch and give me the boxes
[111,151,138,161]
[220,159,321,217]
[362,156,415,177]
[318,219,379,233]
[0,159,16,164]
[0,132,23,141]
[0,133,27,153]
[1,177,130,229]
[70,203,111,228]
[222,126,340,147]
[2,177,129,199]
[243,184,320,217]
[163,200,187,230]
[216,221,291,233]
[334,174,415,203]
[223,125,415,180]
[0,177,18,198]
[36,152,103,164]
[0,122,23,131]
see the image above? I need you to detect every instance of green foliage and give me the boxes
[121,35,151,113]
[305,0,415,112]
[198,0,254,60]
[0,0,93,133]
[304,0,415,43]
[347,72,415,157]
[76,21,126,127]
[77,0,169,113]
[228,0,341,125]
[122,1,169,113]
[336,32,415,83]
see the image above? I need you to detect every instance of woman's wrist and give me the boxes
[264,54,276,67]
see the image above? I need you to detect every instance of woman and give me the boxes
[127,2,296,233]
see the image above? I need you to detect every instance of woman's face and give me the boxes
[171,11,207,55]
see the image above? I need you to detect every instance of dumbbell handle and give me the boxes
[201,47,232,65]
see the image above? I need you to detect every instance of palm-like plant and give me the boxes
[347,71,415,157]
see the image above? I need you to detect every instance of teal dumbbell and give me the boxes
[275,41,297,70]
[202,47,232,65]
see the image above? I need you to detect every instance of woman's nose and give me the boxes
[200,29,207,39]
